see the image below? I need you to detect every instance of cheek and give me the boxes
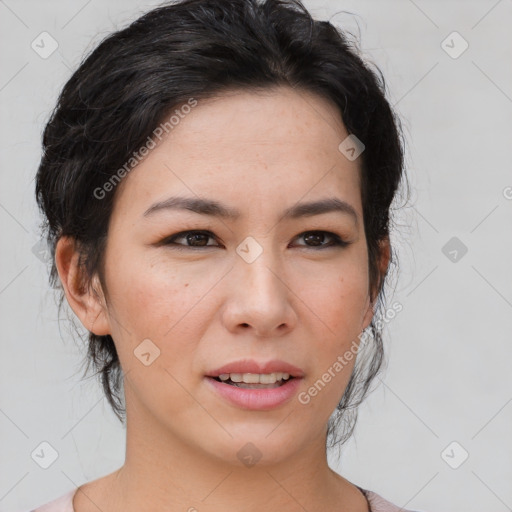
[293,259,369,336]
[105,264,206,405]
[105,249,228,369]
[102,251,172,342]
[292,259,369,408]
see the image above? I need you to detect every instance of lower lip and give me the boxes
[205,376,302,410]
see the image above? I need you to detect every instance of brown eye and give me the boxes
[160,230,349,251]
[163,230,220,248]
[303,232,325,246]
[294,231,350,249]
[185,232,211,246]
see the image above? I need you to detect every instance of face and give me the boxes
[76,86,383,467]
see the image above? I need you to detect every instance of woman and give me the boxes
[31,0,418,510]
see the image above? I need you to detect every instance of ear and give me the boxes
[361,236,391,331]
[54,236,111,336]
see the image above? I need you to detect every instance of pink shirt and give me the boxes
[28,486,421,512]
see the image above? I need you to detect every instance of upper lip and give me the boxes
[206,359,305,378]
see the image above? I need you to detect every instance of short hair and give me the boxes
[35,0,408,449]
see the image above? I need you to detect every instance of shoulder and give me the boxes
[29,488,76,512]
[357,486,425,512]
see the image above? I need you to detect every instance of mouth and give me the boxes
[204,368,304,410]
[208,372,296,389]
[204,360,305,409]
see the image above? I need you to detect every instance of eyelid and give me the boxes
[159,230,221,248]
[291,231,350,248]
[159,229,351,250]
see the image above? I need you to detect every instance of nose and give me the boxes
[220,243,297,338]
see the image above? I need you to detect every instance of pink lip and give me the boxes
[204,375,303,410]
[206,359,305,378]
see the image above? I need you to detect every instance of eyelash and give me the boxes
[160,230,350,250]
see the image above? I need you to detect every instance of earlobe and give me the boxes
[372,236,391,303]
[379,236,391,279]
[54,236,111,336]
[362,236,391,332]
[361,295,375,333]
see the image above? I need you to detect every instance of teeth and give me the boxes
[218,372,291,384]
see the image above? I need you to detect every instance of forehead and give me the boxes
[165,87,348,158]
[112,86,362,220]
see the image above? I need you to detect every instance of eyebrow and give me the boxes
[143,196,359,225]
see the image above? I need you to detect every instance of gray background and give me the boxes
[1,0,511,511]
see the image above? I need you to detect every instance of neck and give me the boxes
[82,389,366,512]
[118,424,340,510]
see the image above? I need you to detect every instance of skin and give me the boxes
[56,86,390,512]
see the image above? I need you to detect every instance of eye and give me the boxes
[159,229,350,250]
[162,230,221,249]
[292,230,350,249]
